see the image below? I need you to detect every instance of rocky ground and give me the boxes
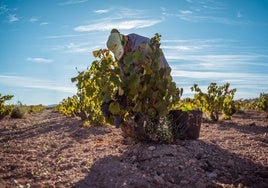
[0,109,267,188]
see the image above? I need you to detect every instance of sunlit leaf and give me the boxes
[93,50,100,58]
[118,87,124,96]
[109,102,121,115]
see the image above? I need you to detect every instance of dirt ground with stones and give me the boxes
[0,109,267,188]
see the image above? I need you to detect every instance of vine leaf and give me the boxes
[109,102,121,115]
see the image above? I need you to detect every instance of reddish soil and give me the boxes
[0,110,267,188]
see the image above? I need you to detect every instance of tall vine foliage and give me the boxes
[59,49,120,125]
[0,94,13,119]
[109,34,181,119]
[59,34,182,133]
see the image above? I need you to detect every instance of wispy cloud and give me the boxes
[167,53,268,63]
[0,75,76,93]
[0,4,9,14]
[74,19,162,32]
[59,0,88,6]
[162,39,268,65]
[45,34,86,39]
[93,9,110,14]
[0,2,20,23]
[180,10,193,14]
[172,69,268,99]
[26,57,54,64]
[113,7,145,18]
[51,42,99,53]
[74,7,162,32]
[7,14,19,23]
[173,1,251,25]
[162,38,268,99]
[176,11,248,25]
[40,22,49,25]
[162,44,204,52]
[171,70,268,80]
[29,17,39,22]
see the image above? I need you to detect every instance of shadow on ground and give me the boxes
[74,139,268,188]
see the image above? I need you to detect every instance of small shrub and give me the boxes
[0,94,13,119]
[191,83,237,122]
[28,104,45,113]
[145,116,174,143]
[257,93,268,113]
[10,102,28,119]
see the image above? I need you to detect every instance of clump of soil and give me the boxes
[0,110,267,187]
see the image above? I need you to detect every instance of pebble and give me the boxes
[159,162,167,167]
[148,146,156,151]
[131,155,137,162]
[153,175,165,185]
[167,176,175,183]
[96,147,105,151]
[30,184,42,188]
[132,148,138,154]
[226,159,235,167]
[81,167,88,173]
[207,172,217,178]
[180,180,189,185]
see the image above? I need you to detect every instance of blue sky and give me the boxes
[0,0,268,105]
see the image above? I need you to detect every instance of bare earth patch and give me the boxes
[0,110,267,187]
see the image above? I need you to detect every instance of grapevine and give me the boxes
[0,93,13,119]
[58,34,183,143]
[191,82,237,121]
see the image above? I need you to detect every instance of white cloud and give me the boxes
[162,39,268,70]
[26,57,54,63]
[40,22,49,25]
[162,45,203,51]
[177,12,238,24]
[180,10,193,14]
[59,0,88,5]
[115,7,145,18]
[0,4,9,14]
[74,19,162,32]
[93,9,109,14]
[171,70,263,80]
[0,75,76,93]
[45,33,89,39]
[167,53,268,65]
[1,3,21,23]
[29,17,39,22]
[74,7,162,32]
[8,14,19,23]
[52,42,98,53]
[171,69,268,99]
[162,37,268,99]
[64,42,91,53]
[174,1,251,25]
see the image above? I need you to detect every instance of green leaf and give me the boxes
[118,87,124,96]
[127,73,141,96]
[144,65,152,75]
[93,50,100,58]
[109,102,121,115]
[123,54,134,67]
[132,50,144,63]
[154,102,168,117]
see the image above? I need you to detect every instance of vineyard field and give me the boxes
[0,109,267,187]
